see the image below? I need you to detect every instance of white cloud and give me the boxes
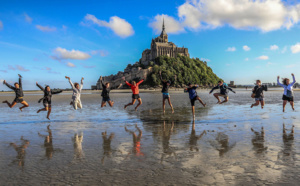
[200,58,210,62]
[245,58,249,61]
[257,55,269,60]
[24,13,32,23]
[84,14,134,38]
[52,47,91,60]
[8,65,29,72]
[36,25,56,32]
[0,20,3,30]
[291,43,300,53]
[270,45,279,50]
[67,62,76,67]
[226,47,236,52]
[151,0,300,33]
[243,45,251,51]
[149,14,185,34]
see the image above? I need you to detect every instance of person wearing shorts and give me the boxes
[2,74,29,112]
[99,76,122,108]
[277,73,296,112]
[65,76,84,110]
[160,71,176,113]
[123,77,144,111]
[251,80,268,109]
[36,82,63,120]
[185,83,206,118]
[209,80,236,104]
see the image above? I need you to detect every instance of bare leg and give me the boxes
[3,101,17,108]
[19,101,29,112]
[108,101,114,107]
[219,97,228,104]
[283,100,287,112]
[162,98,166,113]
[124,99,136,109]
[290,101,295,111]
[37,106,48,113]
[70,101,73,105]
[192,106,195,117]
[196,97,206,107]
[135,98,142,111]
[260,100,265,109]
[167,97,174,113]
[213,93,221,104]
[101,101,106,108]
[251,100,260,108]
[46,107,51,120]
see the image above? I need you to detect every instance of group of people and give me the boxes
[1,73,297,119]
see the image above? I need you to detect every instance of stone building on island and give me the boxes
[141,19,189,66]
[93,19,189,90]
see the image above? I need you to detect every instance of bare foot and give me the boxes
[19,107,22,112]
[292,107,295,111]
[283,108,285,112]
[2,100,7,104]
[70,101,73,105]
[124,105,127,109]
[135,107,138,111]
[172,109,174,114]
[216,101,221,104]
[37,109,41,113]
[250,104,253,108]
[47,116,50,120]
[261,106,264,109]
[203,103,206,107]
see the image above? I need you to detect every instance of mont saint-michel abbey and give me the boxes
[140,20,190,66]
[93,20,190,89]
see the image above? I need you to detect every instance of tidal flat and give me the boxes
[0,89,300,185]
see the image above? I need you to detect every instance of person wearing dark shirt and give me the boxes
[185,83,206,118]
[36,82,63,120]
[160,71,176,114]
[2,74,29,111]
[100,76,122,108]
[209,80,236,104]
[251,80,268,109]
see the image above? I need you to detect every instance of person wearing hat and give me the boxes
[209,80,236,104]
[160,71,176,114]
[185,83,206,118]
[2,74,29,111]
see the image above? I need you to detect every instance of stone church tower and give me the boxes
[141,19,189,66]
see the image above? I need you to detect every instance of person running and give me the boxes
[100,76,122,108]
[2,74,29,111]
[159,71,176,114]
[251,80,268,109]
[209,80,236,104]
[123,76,144,111]
[185,83,206,118]
[65,76,84,110]
[277,73,296,112]
[36,82,63,120]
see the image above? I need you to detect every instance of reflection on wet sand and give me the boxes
[10,137,30,168]
[251,127,267,154]
[214,132,236,157]
[125,124,144,158]
[101,131,114,164]
[161,121,177,163]
[72,133,84,160]
[38,125,53,160]
[189,120,206,151]
[278,124,295,162]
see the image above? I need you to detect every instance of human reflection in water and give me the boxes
[101,131,114,164]
[161,121,177,163]
[10,136,30,168]
[278,124,295,162]
[72,132,84,160]
[125,124,144,158]
[251,127,267,154]
[215,132,236,157]
[38,125,54,160]
[189,120,206,151]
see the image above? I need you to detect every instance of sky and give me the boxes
[1,0,300,90]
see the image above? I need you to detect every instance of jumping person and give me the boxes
[36,82,63,120]
[65,76,84,110]
[2,74,29,111]
[100,76,122,108]
[185,83,206,118]
[251,80,268,109]
[209,80,236,104]
[123,76,144,111]
[277,73,296,112]
[159,71,176,114]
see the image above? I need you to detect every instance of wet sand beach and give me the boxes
[1,89,300,185]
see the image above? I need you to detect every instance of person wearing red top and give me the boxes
[122,77,144,111]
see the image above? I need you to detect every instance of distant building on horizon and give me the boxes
[140,19,190,66]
